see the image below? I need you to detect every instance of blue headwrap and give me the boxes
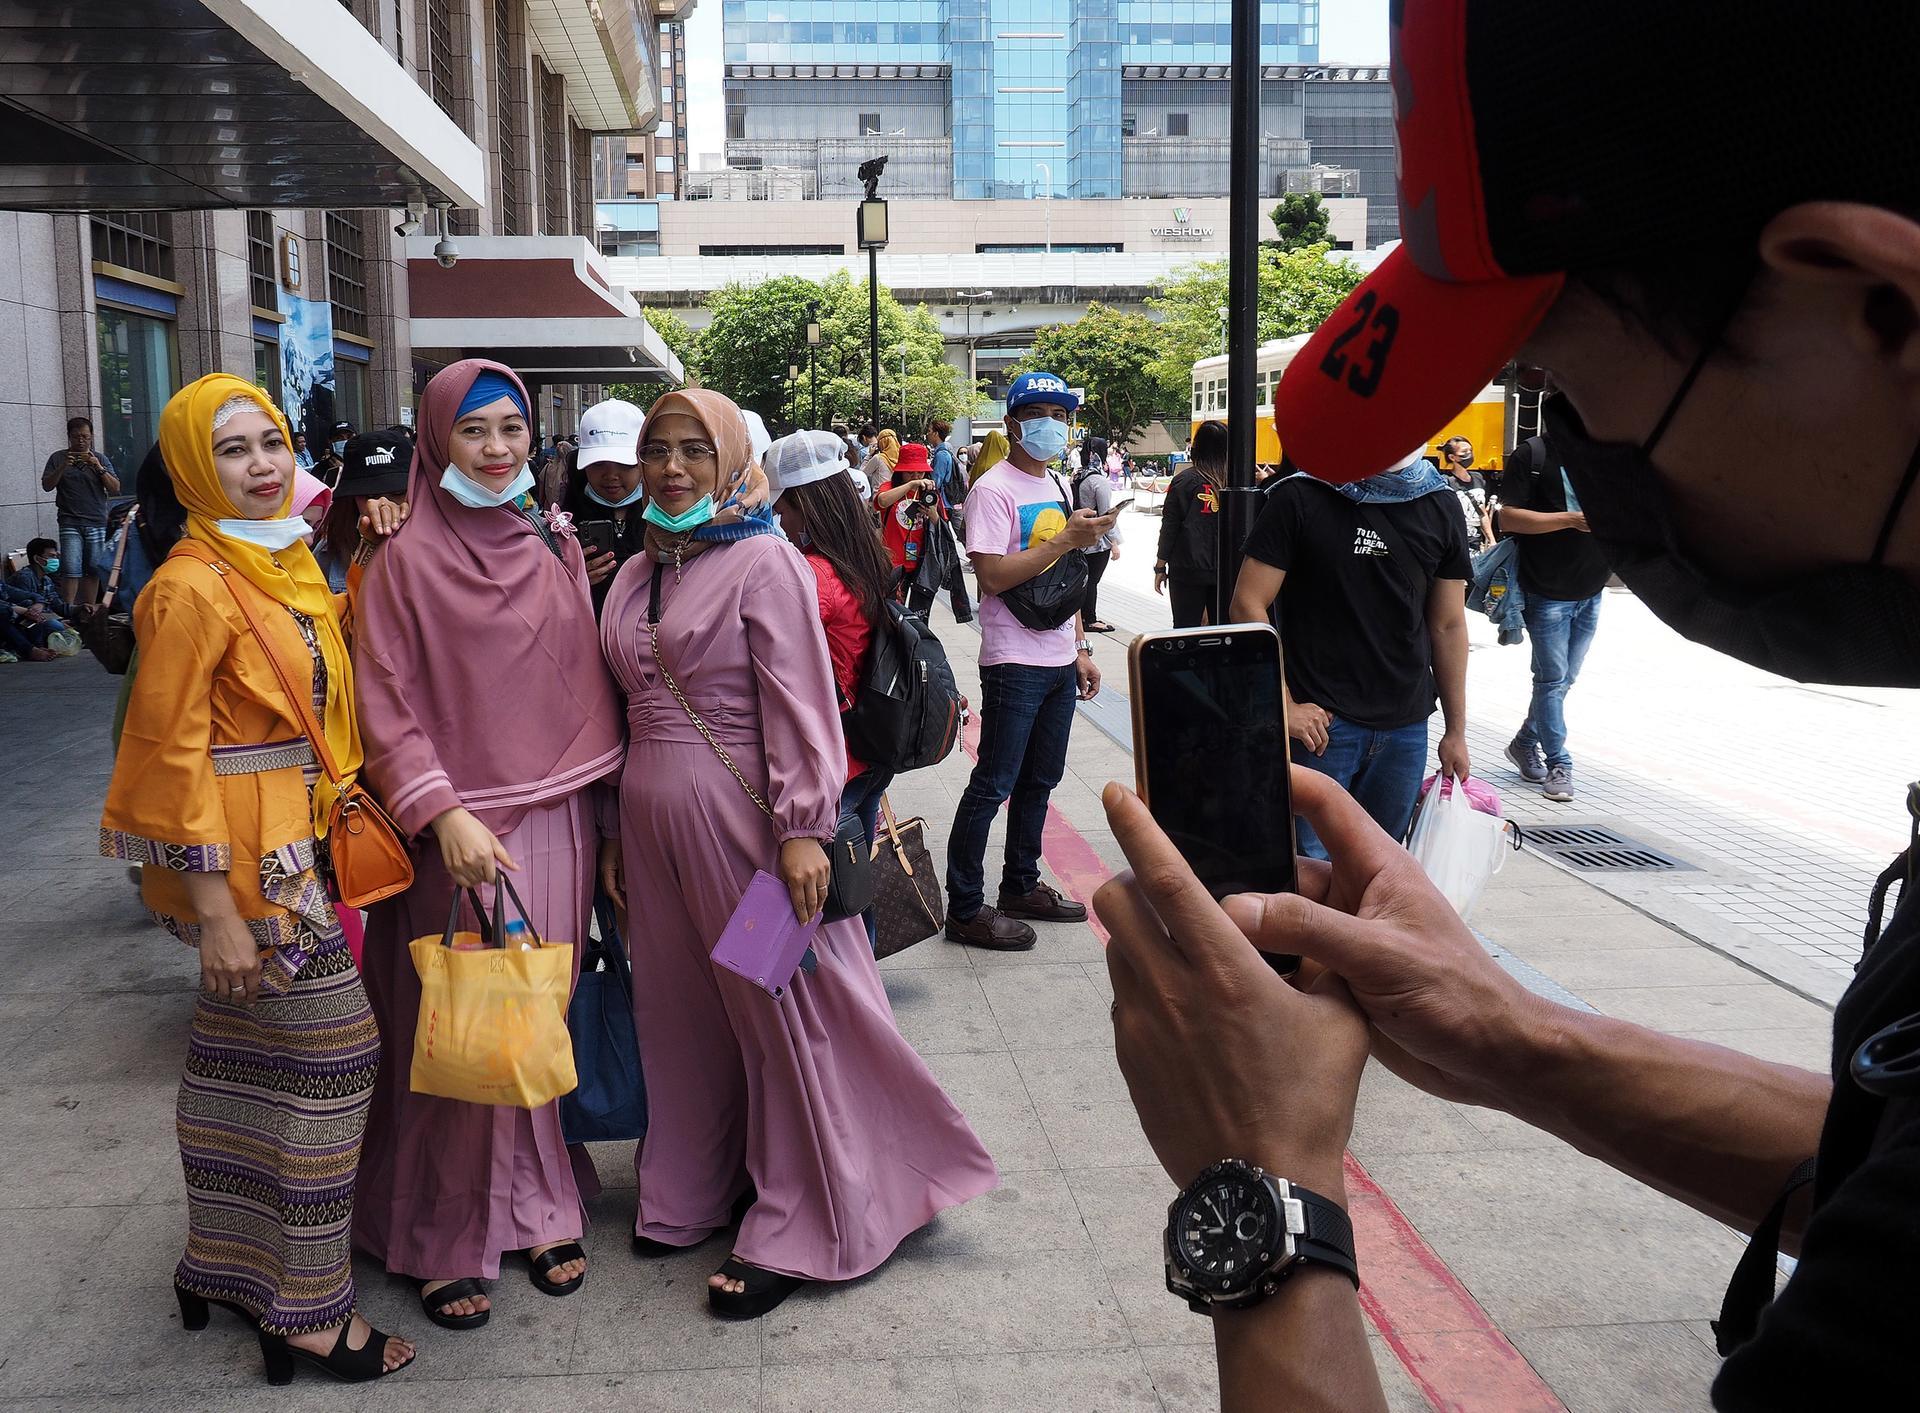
[456,369,529,420]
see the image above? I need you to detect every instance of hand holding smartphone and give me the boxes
[1128,625,1299,974]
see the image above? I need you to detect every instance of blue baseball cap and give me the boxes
[1006,371,1079,414]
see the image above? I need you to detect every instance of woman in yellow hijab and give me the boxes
[99,374,415,1384]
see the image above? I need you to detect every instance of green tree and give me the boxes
[696,270,971,430]
[1268,191,1331,251]
[606,307,699,412]
[1145,244,1364,414]
[1012,303,1175,446]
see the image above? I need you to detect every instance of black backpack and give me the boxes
[842,601,964,774]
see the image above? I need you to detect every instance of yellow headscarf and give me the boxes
[157,374,362,834]
[876,428,902,469]
[974,429,1010,477]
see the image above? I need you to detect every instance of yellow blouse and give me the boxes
[100,554,345,979]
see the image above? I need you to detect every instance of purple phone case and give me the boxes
[710,869,821,999]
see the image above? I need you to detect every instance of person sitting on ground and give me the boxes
[9,538,80,618]
[1097,5,1920,1408]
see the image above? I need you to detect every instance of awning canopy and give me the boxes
[407,235,684,385]
[0,0,486,210]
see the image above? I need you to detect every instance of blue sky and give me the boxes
[679,0,1390,171]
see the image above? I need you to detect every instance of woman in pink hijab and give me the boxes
[351,360,624,1332]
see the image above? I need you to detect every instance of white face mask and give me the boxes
[441,462,534,509]
[215,517,312,551]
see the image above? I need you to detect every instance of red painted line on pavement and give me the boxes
[1346,1153,1566,1412]
[957,709,1561,1409]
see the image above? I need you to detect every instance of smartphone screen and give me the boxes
[1131,626,1298,968]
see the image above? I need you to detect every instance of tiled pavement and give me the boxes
[0,568,1868,1409]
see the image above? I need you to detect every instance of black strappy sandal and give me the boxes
[707,1256,806,1320]
[175,1282,256,1331]
[526,1241,587,1296]
[416,1276,490,1330]
[258,1318,415,1386]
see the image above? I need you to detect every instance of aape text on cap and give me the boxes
[1275,0,1918,483]
[576,398,645,468]
[1006,371,1079,414]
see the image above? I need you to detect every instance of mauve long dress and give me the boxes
[602,536,998,1281]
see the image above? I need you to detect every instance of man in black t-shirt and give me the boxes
[1496,431,1610,801]
[1230,454,1473,855]
[38,414,119,606]
[1440,436,1494,552]
[1088,9,1920,1409]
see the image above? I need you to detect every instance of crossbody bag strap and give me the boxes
[174,542,344,786]
[647,561,775,824]
[1712,1155,1817,1356]
[102,507,135,599]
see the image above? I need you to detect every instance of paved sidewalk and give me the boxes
[0,617,1841,1410]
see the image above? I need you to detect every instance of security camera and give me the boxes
[433,235,460,269]
[394,205,424,237]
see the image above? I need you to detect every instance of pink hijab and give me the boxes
[354,358,623,835]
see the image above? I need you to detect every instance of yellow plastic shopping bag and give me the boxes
[409,878,577,1109]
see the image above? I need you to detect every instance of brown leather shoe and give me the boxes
[945,905,1037,951]
[996,882,1088,924]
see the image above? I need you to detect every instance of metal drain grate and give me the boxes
[1524,824,1696,872]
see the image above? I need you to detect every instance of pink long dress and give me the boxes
[601,536,998,1281]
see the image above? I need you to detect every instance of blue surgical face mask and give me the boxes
[641,495,716,534]
[330,440,348,458]
[1016,413,1070,465]
[40,557,59,574]
[215,517,312,551]
[584,478,645,509]
[440,462,534,509]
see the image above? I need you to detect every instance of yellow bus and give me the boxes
[1190,336,1508,471]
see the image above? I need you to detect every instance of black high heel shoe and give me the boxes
[174,1282,256,1332]
[257,1318,415,1386]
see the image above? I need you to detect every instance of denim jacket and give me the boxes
[1468,538,1527,645]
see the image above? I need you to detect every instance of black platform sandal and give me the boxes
[416,1276,490,1330]
[526,1241,587,1296]
[707,1256,806,1320]
[258,1318,415,1386]
[175,1282,256,1331]
[632,1188,756,1259]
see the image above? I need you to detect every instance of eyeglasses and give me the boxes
[638,441,717,470]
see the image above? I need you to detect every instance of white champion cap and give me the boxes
[577,398,645,467]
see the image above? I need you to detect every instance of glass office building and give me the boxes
[721,0,1387,226]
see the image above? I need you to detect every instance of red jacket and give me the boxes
[803,548,876,783]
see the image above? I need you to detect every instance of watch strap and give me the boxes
[1289,1186,1359,1288]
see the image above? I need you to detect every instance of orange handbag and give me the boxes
[181,544,415,907]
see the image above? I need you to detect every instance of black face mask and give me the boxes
[1549,317,1920,688]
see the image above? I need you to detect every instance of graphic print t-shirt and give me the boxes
[964,463,1079,668]
[1241,477,1471,728]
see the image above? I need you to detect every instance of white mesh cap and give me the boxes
[763,429,852,502]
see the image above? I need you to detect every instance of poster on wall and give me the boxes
[277,284,336,450]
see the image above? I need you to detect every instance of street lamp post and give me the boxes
[805,306,822,426]
[788,362,801,425]
[956,289,993,415]
[1212,0,1264,628]
[897,343,910,428]
[856,157,890,433]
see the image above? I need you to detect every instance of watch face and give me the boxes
[1174,1175,1277,1292]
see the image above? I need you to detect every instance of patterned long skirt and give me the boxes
[174,938,379,1335]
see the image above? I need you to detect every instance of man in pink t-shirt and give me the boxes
[946,372,1119,950]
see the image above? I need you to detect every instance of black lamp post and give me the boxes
[1212,0,1264,628]
[806,305,822,426]
[856,156,890,433]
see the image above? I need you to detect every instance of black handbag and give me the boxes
[647,562,870,923]
[560,916,648,1144]
[79,507,136,674]
[997,473,1088,630]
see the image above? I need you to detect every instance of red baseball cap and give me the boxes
[1274,0,1916,482]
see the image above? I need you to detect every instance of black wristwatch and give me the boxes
[1164,1159,1358,1313]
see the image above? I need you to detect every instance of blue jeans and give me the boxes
[838,766,895,948]
[1291,715,1429,858]
[946,662,1079,920]
[1515,593,1603,769]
